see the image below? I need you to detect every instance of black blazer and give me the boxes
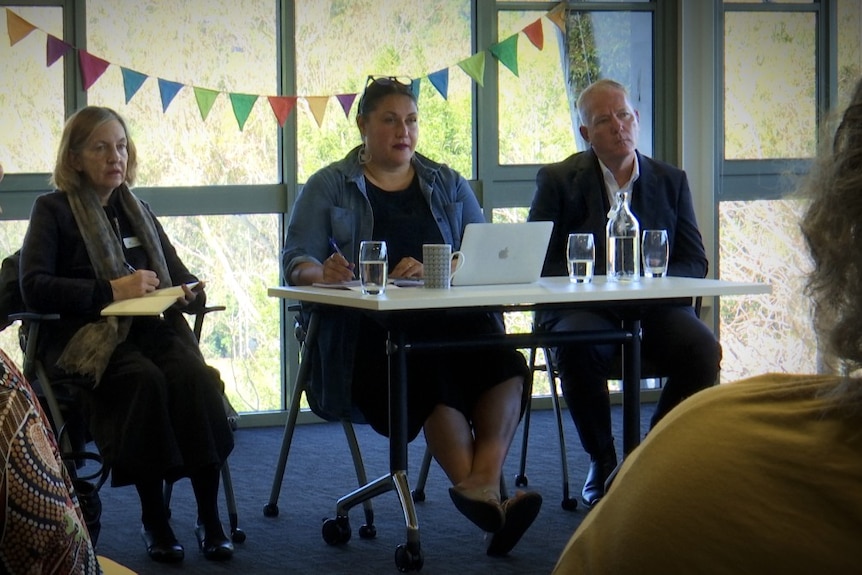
[528,149,708,279]
[19,190,199,357]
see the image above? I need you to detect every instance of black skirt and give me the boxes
[351,311,531,441]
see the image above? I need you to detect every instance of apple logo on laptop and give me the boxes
[498,247,509,259]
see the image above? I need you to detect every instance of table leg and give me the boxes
[622,317,642,456]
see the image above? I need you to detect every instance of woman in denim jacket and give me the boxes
[282,77,541,557]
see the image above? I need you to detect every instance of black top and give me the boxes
[365,175,443,267]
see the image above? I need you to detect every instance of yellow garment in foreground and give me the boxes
[98,556,137,574]
[553,374,862,575]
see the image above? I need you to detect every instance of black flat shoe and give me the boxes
[486,491,543,557]
[140,524,184,563]
[448,486,505,533]
[194,523,234,561]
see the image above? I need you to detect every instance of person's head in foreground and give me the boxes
[552,78,862,574]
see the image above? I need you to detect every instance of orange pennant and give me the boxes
[7,9,36,46]
[547,2,566,34]
[523,19,544,51]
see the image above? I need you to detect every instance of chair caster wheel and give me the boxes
[514,473,528,487]
[231,528,247,543]
[394,542,423,572]
[411,489,426,503]
[561,497,578,511]
[263,503,279,517]
[358,524,376,539]
[322,516,351,545]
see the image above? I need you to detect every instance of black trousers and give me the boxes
[539,305,721,457]
[49,317,234,487]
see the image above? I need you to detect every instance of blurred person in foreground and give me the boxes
[282,76,541,556]
[528,78,720,507]
[19,106,235,563]
[552,79,862,574]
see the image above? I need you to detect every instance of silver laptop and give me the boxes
[451,221,553,286]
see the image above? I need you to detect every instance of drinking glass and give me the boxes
[642,229,669,278]
[359,240,388,295]
[566,233,595,283]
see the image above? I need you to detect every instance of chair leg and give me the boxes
[341,420,375,535]
[547,349,577,511]
[220,459,246,542]
[515,347,539,488]
[411,447,433,502]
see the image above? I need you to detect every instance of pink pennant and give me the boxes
[523,19,544,51]
[46,34,72,67]
[78,50,110,90]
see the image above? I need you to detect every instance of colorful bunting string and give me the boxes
[4,5,565,131]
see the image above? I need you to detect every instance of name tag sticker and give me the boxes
[124,236,142,249]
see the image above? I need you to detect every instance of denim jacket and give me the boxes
[282,146,485,420]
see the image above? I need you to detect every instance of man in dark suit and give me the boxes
[528,78,721,508]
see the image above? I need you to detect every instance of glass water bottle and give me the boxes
[606,190,640,282]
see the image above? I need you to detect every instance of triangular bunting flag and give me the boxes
[229,93,258,131]
[335,93,357,118]
[46,35,72,67]
[428,69,449,100]
[79,51,111,90]
[489,34,519,77]
[410,79,421,100]
[157,78,184,113]
[523,19,544,51]
[194,87,219,121]
[7,9,36,46]
[121,68,148,104]
[547,2,566,34]
[457,52,486,87]
[268,96,297,127]
[305,96,329,128]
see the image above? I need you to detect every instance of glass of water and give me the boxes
[642,229,669,277]
[359,240,388,295]
[567,233,595,283]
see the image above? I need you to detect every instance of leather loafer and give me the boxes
[141,525,184,563]
[195,523,234,561]
[581,448,617,508]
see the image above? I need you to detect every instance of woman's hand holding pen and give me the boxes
[323,250,355,283]
[110,268,160,301]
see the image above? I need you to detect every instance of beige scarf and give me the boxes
[57,185,172,385]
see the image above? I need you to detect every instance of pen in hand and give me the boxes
[328,237,347,259]
[327,237,355,279]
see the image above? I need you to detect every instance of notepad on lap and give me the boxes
[451,222,553,286]
[101,282,199,316]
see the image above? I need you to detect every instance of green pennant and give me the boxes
[230,93,258,131]
[489,34,519,77]
[194,87,219,121]
[457,52,486,87]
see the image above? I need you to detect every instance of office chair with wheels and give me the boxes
[262,305,377,542]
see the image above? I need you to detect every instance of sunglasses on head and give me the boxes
[365,75,413,89]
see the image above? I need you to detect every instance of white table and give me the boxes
[268,276,769,571]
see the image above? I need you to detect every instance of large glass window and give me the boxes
[719,6,818,381]
[295,0,473,181]
[86,0,279,186]
[497,11,572,165]
[0,6,64,174]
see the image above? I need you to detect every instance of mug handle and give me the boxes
[450,251,466,277]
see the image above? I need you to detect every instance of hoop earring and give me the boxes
[358,137,371,164]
